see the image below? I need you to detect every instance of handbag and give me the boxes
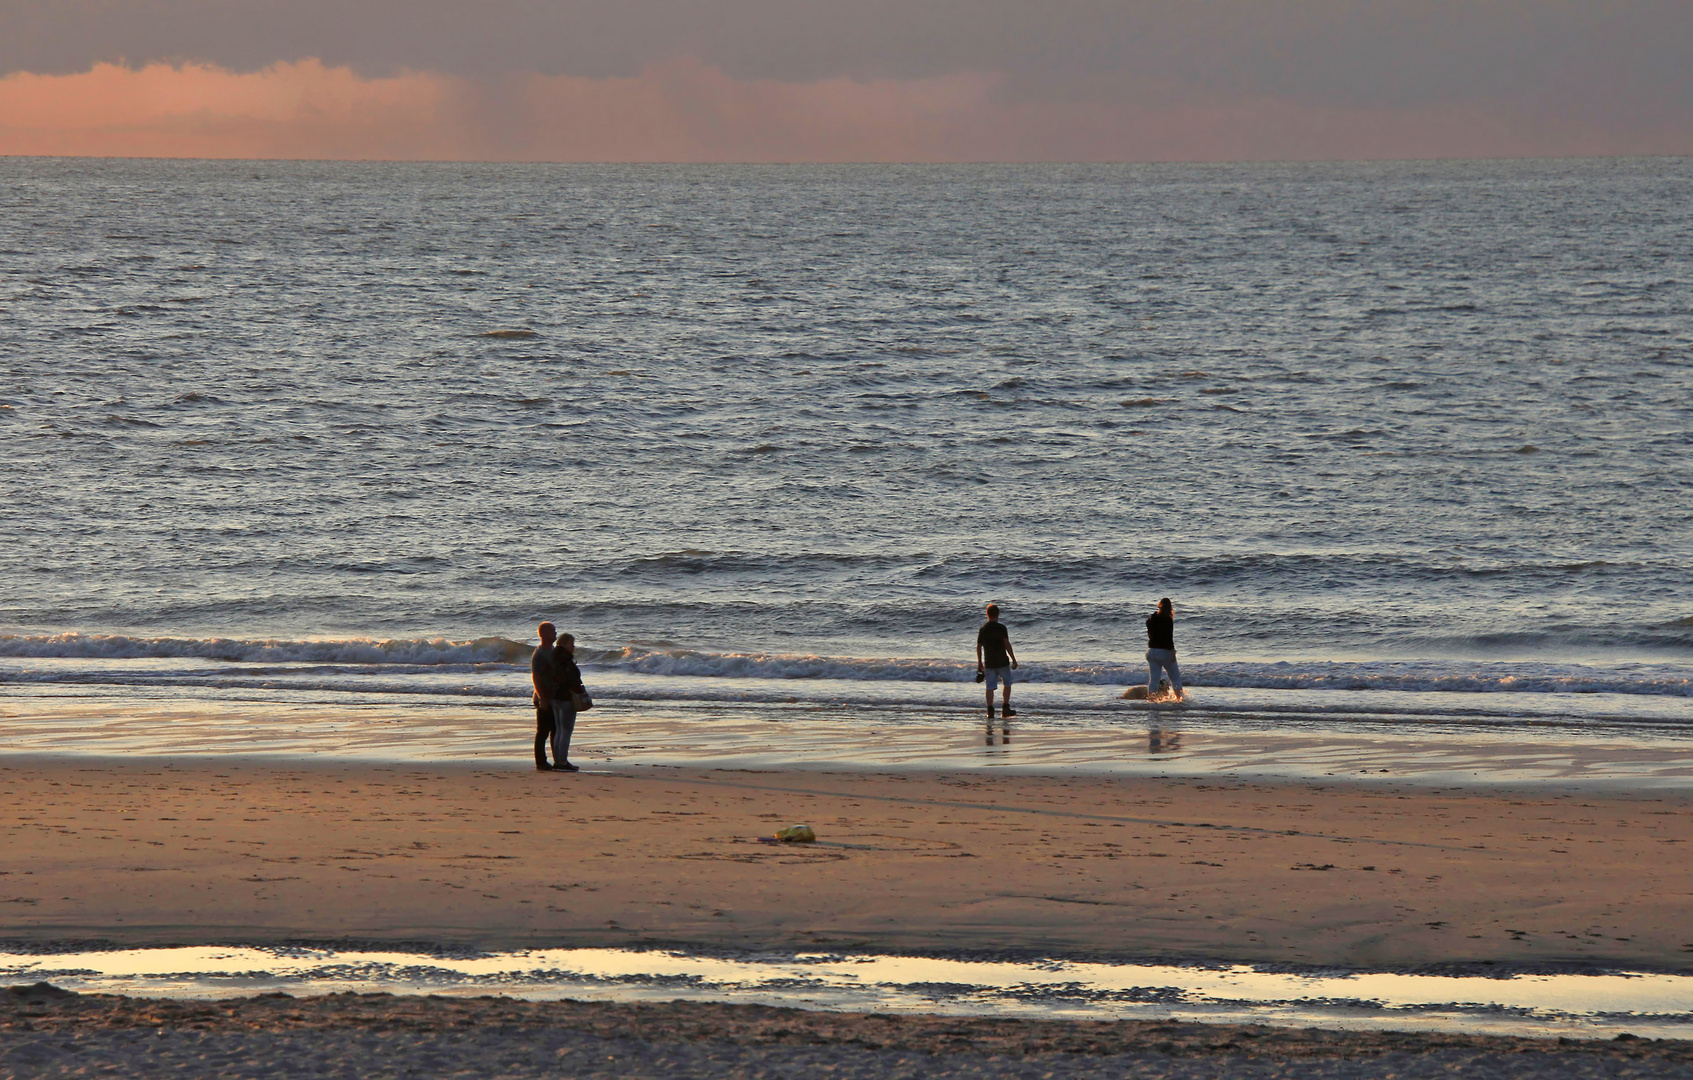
[569,686,593,711]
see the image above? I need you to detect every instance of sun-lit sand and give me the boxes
[4,758,1690,969]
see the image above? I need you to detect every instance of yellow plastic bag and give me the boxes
[773,824,816,843]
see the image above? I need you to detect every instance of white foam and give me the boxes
[0,633,529,665]
[4,635,1690,699]
[593,647,1693,698]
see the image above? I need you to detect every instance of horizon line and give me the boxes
[6,152,1690,167]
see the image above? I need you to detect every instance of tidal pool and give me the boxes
[5,946,1692,1041]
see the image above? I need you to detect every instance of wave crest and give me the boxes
[3,636,1688,698]
[582,647,1692,698]
[0,633,530,665]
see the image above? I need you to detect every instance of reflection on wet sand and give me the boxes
[984,717,1011,747]
[6,694,1693,789]
[1149,725,1182,756]
[9,945,1693,1040]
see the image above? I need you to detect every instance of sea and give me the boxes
[2,156,1690,778]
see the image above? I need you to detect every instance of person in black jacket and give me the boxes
[548,633,586,772]
[1144,598,1185,701]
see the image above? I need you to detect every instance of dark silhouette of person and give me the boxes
[976,603,1019,718]
[1145,598,1185,700]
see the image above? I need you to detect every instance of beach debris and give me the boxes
[772,825,816,843]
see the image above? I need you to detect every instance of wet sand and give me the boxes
[4,982,1692,1079]
[3,758,1691,969]
[8,697,1693,789]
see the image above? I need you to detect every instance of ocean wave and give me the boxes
[0,633,530,666]
[1191,661,1693,698]
[576,548,1685,593]
[582,645,970,682]
[583,647,1693,698]
[3,635,1689,699]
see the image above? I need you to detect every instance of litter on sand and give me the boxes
[771,825,816,843]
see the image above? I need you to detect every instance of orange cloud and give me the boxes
[1,58,1687,162]
[0,60,466,159]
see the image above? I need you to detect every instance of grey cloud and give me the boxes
[4,0,1690,112]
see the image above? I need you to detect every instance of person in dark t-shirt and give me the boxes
[530,622,560,770]
[975,603,1019,719]
[1144,597,1184,700]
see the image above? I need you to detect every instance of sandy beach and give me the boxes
[3,757,1690,968]
[7,754,1693,1075]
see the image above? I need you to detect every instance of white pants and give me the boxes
[1145,649,1183,696]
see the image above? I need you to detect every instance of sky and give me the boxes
[1,0,1690,161]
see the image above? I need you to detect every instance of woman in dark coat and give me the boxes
[549,633,586,771]
[1144,598,1184,701]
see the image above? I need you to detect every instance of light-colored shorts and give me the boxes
[984,666,1013,691]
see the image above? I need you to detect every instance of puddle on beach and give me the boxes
[5,946,1693,1041]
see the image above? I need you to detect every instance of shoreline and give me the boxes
[5,696,1693,792]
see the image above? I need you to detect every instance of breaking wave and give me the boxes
[589,648,1692,697]
[0,633,529,666]
[2,636,1688,699]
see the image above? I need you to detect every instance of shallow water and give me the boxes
[6,692,1693,790]
[5,945,1692,1040]
[2,156,1690,768]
